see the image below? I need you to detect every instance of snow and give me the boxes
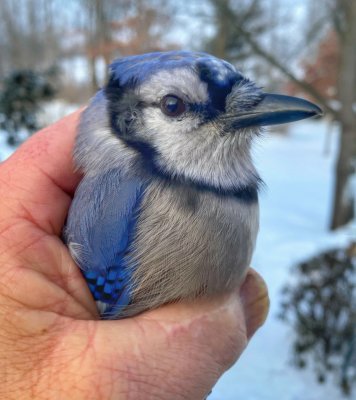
[0,106,353,399]
[211,119,353,400]
[37,100,79,127]
[0,100,78,160]
[0,132,16,161]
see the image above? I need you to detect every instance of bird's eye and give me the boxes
[160,95,186,117]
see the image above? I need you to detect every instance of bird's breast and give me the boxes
[127,178,259,314]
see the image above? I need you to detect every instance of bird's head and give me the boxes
[78,51,322,195]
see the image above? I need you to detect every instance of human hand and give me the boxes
[0,111,269,400]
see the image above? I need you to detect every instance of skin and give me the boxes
[0,110,269,400]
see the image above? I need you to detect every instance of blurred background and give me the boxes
[0,0,355,398]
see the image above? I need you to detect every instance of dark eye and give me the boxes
[160,95,186,117]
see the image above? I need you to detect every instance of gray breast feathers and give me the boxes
[125,179,259,316]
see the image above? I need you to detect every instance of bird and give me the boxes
[64,51,322,319]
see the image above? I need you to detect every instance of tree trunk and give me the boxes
[330,0,356,230]
[89,55,98,93]
[330,124,355,229]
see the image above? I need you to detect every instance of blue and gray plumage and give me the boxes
[64,51,322,319]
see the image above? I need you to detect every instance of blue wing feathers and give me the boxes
[65,169,146,316]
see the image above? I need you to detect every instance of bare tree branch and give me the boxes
[234,23,338,117]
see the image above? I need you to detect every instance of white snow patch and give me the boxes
[0,101,78,161]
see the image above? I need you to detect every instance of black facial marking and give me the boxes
[119,136,260,203]
[197,60,243,112]
[105,75,144,139]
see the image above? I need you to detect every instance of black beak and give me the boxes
[231,93,323,129]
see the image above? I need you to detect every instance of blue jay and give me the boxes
[64,51,322,319]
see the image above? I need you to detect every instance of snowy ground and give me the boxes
[211,119,354,400]
[0,100,78,160]
[0,131,20,160]
[1,106,354,399]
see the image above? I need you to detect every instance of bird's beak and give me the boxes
[230,93,323,129]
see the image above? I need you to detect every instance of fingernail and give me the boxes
[239,269,269,339]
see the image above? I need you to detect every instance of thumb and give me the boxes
[240,268,270,339]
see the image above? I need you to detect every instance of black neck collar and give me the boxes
[122,137,260,203]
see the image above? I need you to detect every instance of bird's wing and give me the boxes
[65,170,145,318]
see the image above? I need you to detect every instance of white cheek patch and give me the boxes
[138,68,209,104]
[140,106,258,190]
[142,107,200,137]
